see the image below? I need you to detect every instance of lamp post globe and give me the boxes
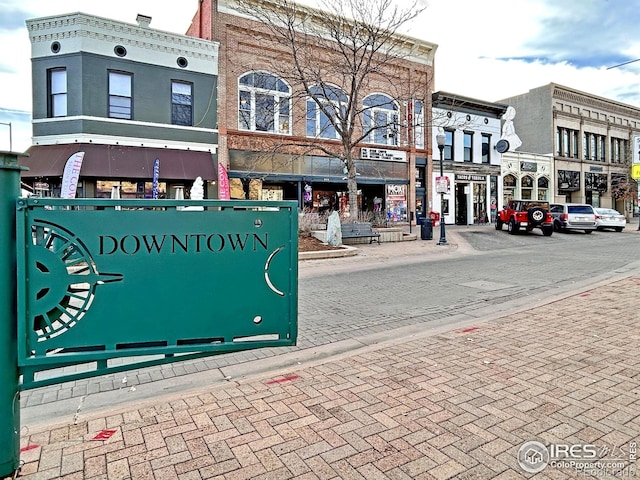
[436,132,447,245]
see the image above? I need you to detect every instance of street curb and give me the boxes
[298,244,358,260]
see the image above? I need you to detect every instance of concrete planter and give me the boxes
[311,227,416,244]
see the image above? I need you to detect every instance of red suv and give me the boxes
[496,200,554,236]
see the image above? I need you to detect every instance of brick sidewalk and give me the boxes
[12,276,640,479]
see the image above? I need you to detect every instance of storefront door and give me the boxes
[455,183,468,225]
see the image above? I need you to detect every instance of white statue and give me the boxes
[181,176,204,211]
[326,210,342,246]
[501,106,522,151]
[190,176,204,200]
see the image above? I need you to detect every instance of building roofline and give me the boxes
[432,91,510,117]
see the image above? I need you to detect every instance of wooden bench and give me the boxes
[341,222,381,244]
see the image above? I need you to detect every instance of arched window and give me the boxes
[363,94,399,146]
[538,176,549,201]
[306,85,347,140]
[503,174,517,203]
[503,174,516,187]
[238,71,291,134]
[521,175,533,199]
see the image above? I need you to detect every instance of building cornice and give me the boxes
[27,13,219,74]
[550,83,640,119]
[218,0,436,66]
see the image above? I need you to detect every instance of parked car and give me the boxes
[495,200,554,236]
[550,203,596,233]
[594,207,626,232]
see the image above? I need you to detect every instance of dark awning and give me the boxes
[20,143,216,181]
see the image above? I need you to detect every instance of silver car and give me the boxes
[594,207,626,232]
[550,203,597,233]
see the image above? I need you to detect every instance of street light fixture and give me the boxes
[436,131,447,245]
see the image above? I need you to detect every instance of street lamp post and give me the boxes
[436,132,447,245]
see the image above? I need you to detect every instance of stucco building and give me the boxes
[431,92,509,225]
[499,83,639,216]
[21,13,219,199]
[500,151,554,206]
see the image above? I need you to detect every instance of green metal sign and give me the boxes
[16,198,298,389]
[0,152,298,478]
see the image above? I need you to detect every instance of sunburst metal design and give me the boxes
[29,221,123,341]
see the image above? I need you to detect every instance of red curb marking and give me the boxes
[92,429,117,441]
[266,375,300,385]
[20,444,38,452]
[460,327,479,333]
[579,293,591,297]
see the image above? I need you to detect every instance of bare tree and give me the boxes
[611,170,638,217]
[232,0,429,217]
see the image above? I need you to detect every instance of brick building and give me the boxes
[187,0,437,221]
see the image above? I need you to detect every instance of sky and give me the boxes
[2,0,640,153]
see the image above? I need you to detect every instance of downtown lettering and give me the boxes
[99,232,269,255]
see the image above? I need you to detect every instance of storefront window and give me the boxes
[473,183,487,223]
[260,185,283,201]
[538,177,549,201]
[503,174,517,204]
[489,175,498,222]
[96,180,166,198]
[521,175,533,200]
[386,184,407,222]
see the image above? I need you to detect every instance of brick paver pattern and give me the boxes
[15,277,640,479]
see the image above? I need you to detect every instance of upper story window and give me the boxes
[556,127,579,158]
[306,84,346,140]
[108,71,132,119]
[238,71,291,134]
[610,137,627,163]
[463,131,473,162]
[413,100,425,149]
[363,94,399,146]
[171,81,193,126]
[583,132,605,162]
[444,129,454,161]
[481,134,490,163]
[598,136,605,162]
[48,68,67,118]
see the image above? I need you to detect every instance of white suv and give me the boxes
[550,203,597,233]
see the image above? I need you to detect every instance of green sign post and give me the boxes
[0,152,24,477]
[1,152,298,477]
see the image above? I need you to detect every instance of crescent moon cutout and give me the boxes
[264,246,285,296]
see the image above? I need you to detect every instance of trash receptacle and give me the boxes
[421,219,433,240]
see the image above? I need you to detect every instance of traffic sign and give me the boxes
[632,164,640,180]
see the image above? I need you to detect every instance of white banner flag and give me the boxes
[60,152,85,199]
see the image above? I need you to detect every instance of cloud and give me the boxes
[418,0,640,108]
[0,107,31,152]
[3,0,640,153]
[0,5,32,31]
[515,0,640,68]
